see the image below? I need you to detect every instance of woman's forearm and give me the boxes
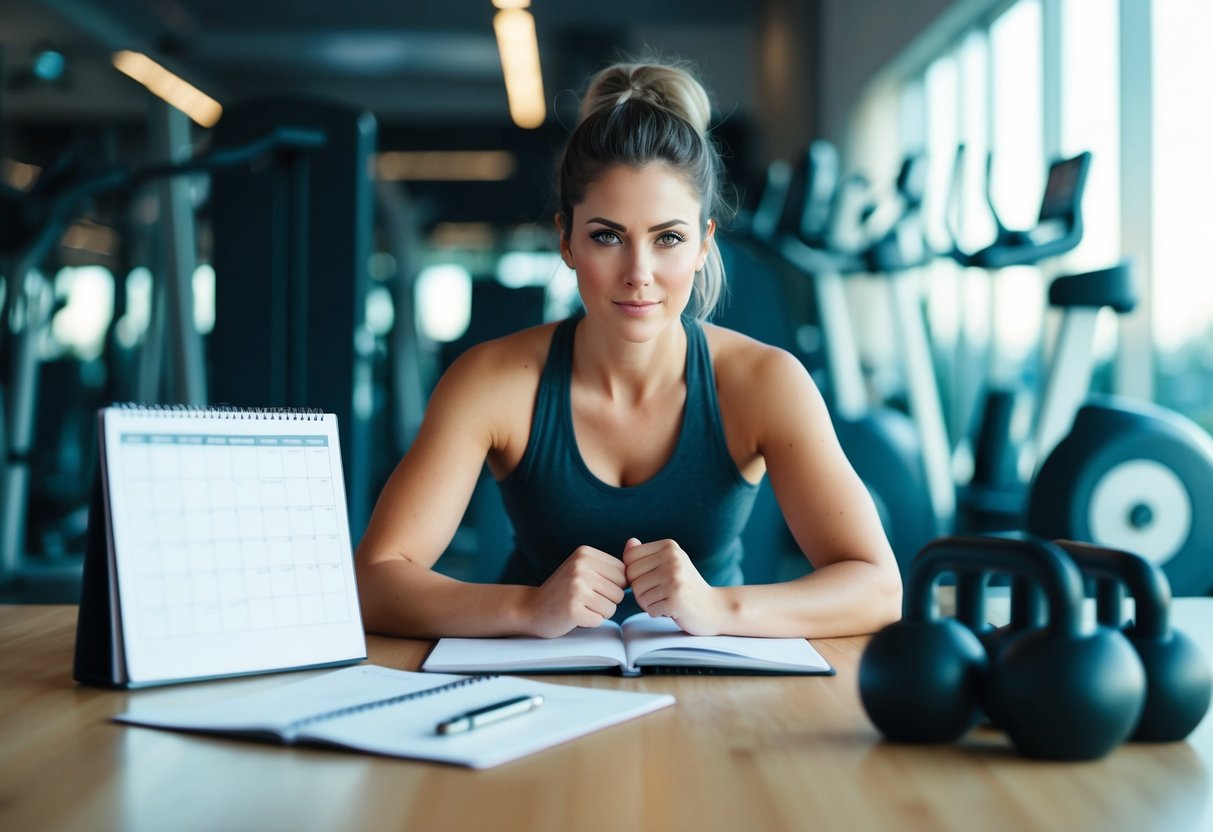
[714,560,903,639]
[356,558,537,639]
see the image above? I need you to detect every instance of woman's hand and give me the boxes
[527,546,628,638]
[622,538,725,636]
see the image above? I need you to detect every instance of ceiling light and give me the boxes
[428,224,498,251]
[111,50,223,128]
[493,8,545,129]
[3,159,42,191]
[492,0,532,8]
[61,220,118,256]
[375,150,518,181]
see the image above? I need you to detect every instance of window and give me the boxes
[50,266,114,361]
[415,263,473,343]
[989,0,1044,229]
[988,0,1045,378]
[1152,0,1213,431]
[1060,0,1121,387]
[1060,0,1120,271]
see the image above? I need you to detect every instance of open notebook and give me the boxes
[115,665,674,769]
[422,613,834,676]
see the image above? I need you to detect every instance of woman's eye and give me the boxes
[590,230,621,245]
[656,231,686,247]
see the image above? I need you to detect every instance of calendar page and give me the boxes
[100,407,366,685]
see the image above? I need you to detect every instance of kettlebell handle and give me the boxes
[907,533,1086,637]
[1053,540,1172,638]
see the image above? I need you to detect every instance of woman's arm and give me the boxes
[717,346,903,637]
[355,341,524,638]
[355,335,627,639]
[624,341,902,639]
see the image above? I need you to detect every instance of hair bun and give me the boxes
[579,61,712,134]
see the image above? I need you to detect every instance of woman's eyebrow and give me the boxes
[584,217,688,232]
[585,216,625,231]
[648,219,688,231]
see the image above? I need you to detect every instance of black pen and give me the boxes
[435,694,545,735]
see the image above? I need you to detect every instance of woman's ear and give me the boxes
[555,212,575,270]
[697,218,717,271]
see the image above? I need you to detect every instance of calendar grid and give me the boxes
[118,432,351,641]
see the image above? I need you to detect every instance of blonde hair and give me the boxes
[557,59,728,319]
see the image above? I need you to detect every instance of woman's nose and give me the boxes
[623,248,653,287]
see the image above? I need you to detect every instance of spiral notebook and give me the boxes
[116,665,675,769]
[73,404,367,688]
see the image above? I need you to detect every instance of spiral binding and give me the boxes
[111,402,325,420]
[289,674,496,731]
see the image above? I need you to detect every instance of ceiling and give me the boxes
[4,0,759,127]
[1,1,771,233]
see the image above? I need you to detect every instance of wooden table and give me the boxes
[2,603,1211,831]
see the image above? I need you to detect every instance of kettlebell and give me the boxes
[979,535,1146,760]
[1054,540,1212,742]
[858,546,988,744]
[858,534,1045,744]
[860,533,1148,760]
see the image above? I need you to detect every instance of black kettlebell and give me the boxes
[858,542,989,744]
[980,535,1146,760]
[858,535,1059,744]
[1055,540,1212,742]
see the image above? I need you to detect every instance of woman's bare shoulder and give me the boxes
[427,321,561,458]
[442,320,559,391]
[702,323,807,386]
[702,322,825,435]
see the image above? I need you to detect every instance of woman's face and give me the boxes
[560,163,714,341]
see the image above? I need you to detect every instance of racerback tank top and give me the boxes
[496,313,760,611]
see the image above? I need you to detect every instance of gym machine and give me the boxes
[749,142,940,571]
[944,146,1092,527]
[209,99,377,539]
[0,121,326,600]
[939,148,1213,594]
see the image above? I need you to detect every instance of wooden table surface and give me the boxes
[1,602,1211,832]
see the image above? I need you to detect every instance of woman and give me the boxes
[355,60,901,640]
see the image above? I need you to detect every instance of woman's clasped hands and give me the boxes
[528,537,723,638]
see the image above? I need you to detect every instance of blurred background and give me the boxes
[2,0,1211,602]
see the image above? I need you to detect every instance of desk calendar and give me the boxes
[73,405,366,688]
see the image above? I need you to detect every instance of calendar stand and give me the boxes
[73,469,123,686]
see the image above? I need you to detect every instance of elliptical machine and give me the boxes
[837,151,957,538]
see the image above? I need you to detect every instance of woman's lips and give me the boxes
[614,301,659,316]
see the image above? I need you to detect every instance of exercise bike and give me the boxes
[755,142,940,571]
[939,147,1213,595]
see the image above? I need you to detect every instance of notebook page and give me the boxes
[422,621,628,672]
[619,614,832,672]
[103,408,366,684]
[117,665,463,735]
[299,668,675,768]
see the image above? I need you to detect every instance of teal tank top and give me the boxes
[496,313,761,613]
